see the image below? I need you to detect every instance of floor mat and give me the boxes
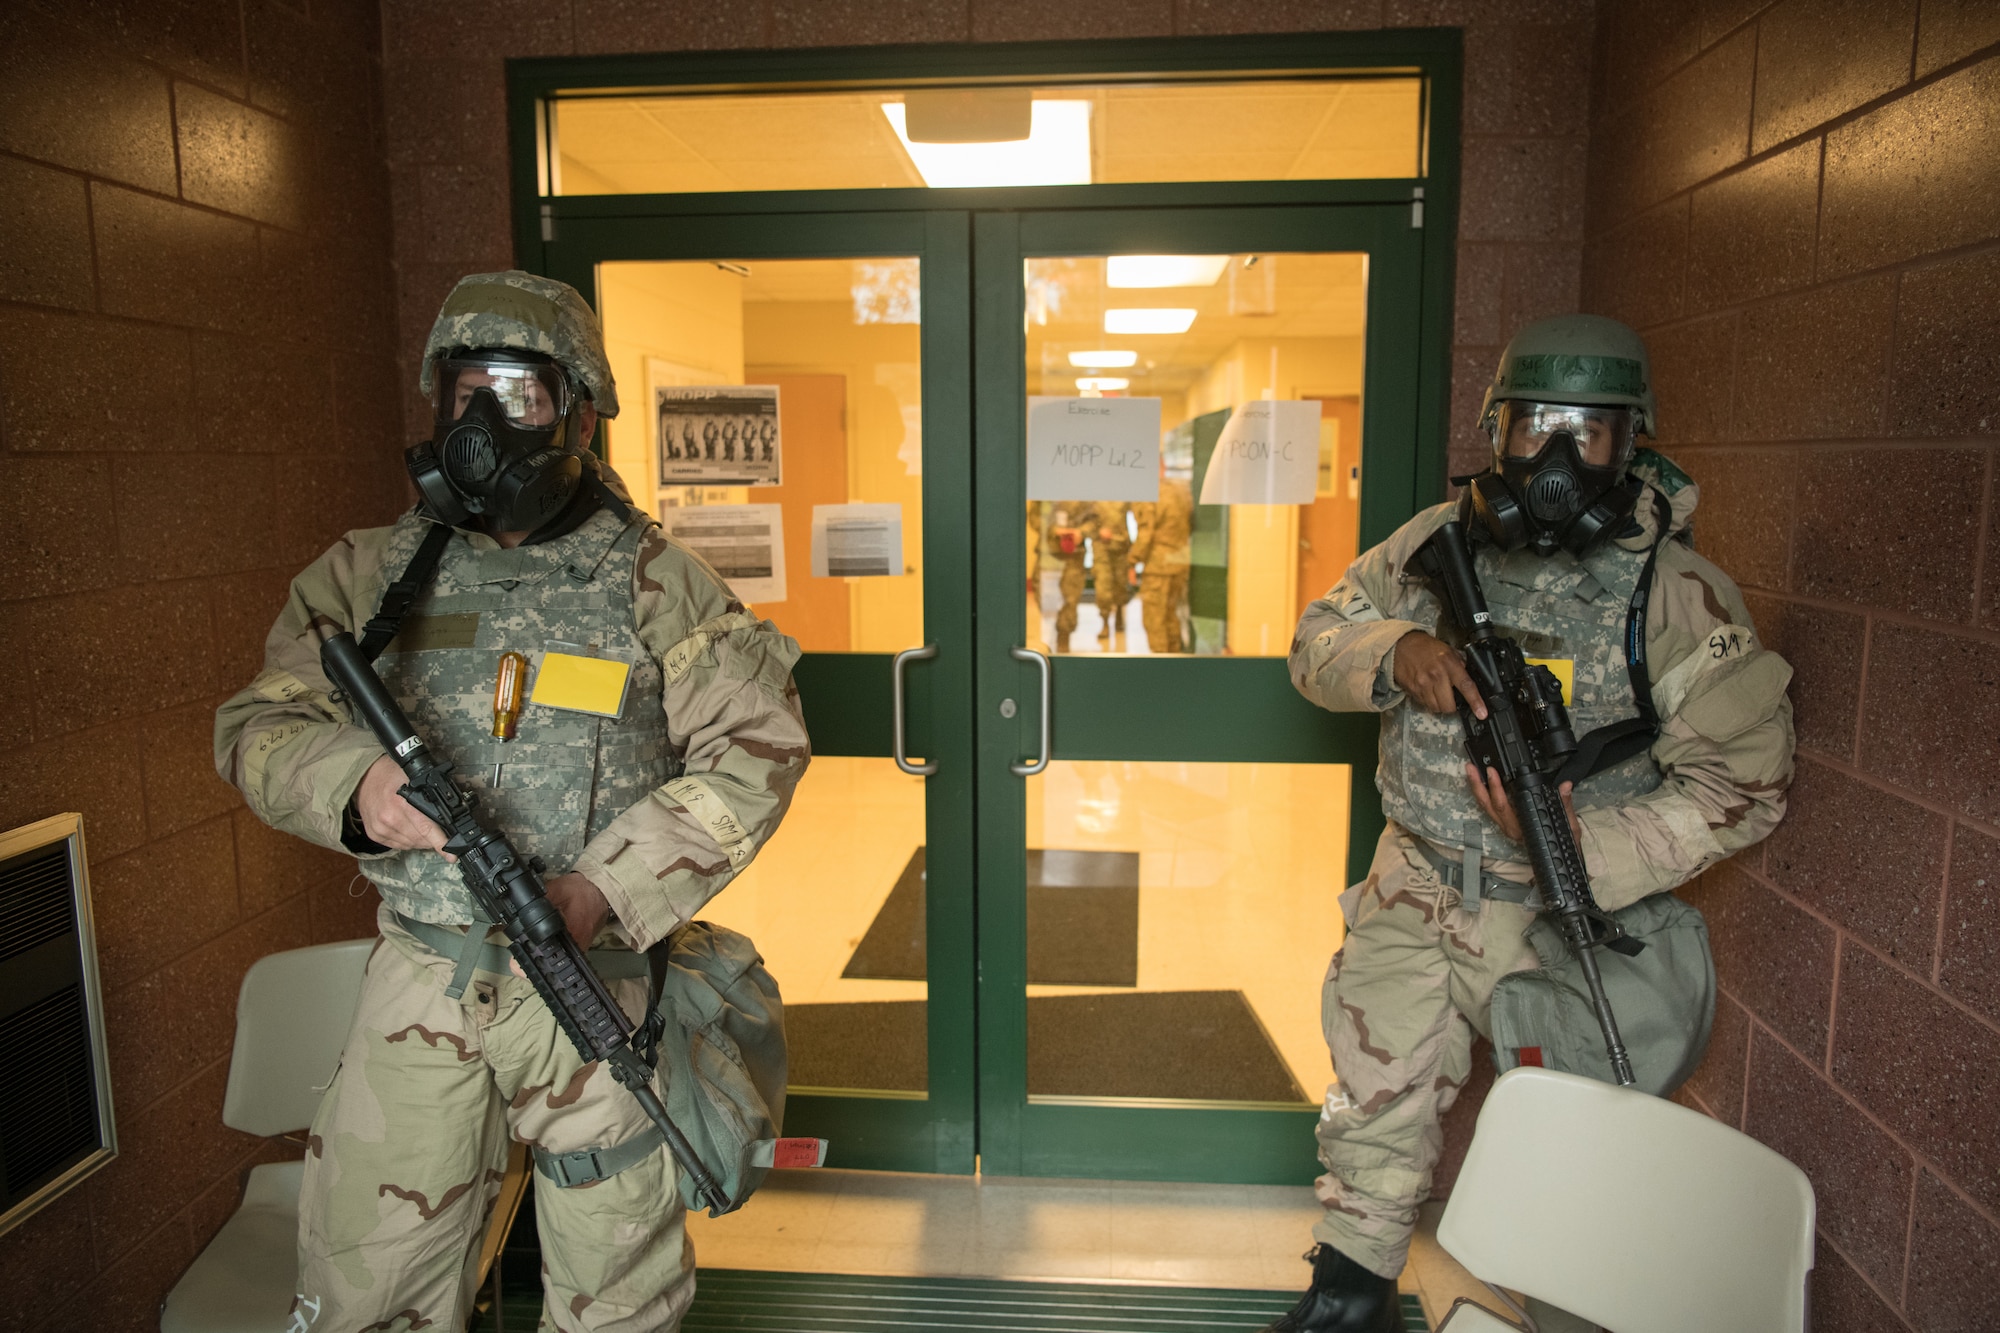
[786,990,1308,1103]
[480,1267,1432,1331]
[841,847,1141,988]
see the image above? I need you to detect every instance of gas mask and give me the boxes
[407,352,584,533]
[1465,400,1642,557]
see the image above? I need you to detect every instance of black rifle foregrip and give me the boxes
[1513,779,1591,915]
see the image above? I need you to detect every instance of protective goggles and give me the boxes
[431,354,572,429]
[1493,400,1637,470]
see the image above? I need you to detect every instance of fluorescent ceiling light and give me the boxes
[1105,308,1197,335]
[1068,349,1139,368]
[1107,255,1230,288]
[882,100,1091,188]
[1075,377,1130,392]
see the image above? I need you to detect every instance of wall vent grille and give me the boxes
[0,986,97,1195]
[1,845,75,965]
[0,815,115,1239]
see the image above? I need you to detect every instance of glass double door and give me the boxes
[545,197,1422,1182]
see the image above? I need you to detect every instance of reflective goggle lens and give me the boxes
[436,359,570,428]
[1498,401,1635,463]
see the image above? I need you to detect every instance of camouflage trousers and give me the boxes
[1054,555,1088,639]
[1137,569,1187,654]
[1093,543,1131,634]
[1312,823,1541,1279]
[295,905,694,1332]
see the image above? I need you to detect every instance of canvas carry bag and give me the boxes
[1489,893,1716,1097]
[648,920,803,1214]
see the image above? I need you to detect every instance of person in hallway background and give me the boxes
[1130,472,1193,654]
[1265,315,1796,1333]
[215,271,808,1331]
[1092,499,1135,647]
[1045,501,1093,653]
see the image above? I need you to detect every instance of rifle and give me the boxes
[318,628,731,1212]
[1411,519,1644,1087]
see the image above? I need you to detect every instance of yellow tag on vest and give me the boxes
[1525,657,1574,705]
[531,652,632,718]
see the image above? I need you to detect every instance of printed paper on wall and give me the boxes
[657,384,782,487]
[810,503,903,578]
[659,503,786,604]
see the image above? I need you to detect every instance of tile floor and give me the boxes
[684,1167,1499,1328]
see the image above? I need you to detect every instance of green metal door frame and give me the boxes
[506,30,1463,1182]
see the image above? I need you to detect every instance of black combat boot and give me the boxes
[1259,1244,1404,1333]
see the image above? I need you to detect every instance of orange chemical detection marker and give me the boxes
[492,651,528,740]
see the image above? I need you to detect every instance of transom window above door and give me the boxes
[549,77,1425,195]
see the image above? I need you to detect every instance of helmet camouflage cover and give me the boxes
[1479,313,1655,439]
[418,270,620,417]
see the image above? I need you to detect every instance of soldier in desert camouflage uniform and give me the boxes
[215,272,808,1333]
[1129,475,1193,654]
[1043,502,1092,653]
[1091,500,1134,645]
[1263,316,1795,1333]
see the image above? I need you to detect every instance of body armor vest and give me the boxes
[359,508,678,925]
[1378,534,1664,861]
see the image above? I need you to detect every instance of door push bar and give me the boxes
[1010,646,1050,777]
[892,643,938,776]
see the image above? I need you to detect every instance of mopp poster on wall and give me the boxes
[1198,399,1322,505]
[657,384,782,487]
[1026,396,1161,503]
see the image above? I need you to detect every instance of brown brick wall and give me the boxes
[0,1,402,1326]
[1584,3,2000,1327]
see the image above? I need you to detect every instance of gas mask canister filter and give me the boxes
[1467,401,1641,557]
[408,353,583,532]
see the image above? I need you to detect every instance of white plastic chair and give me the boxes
[1434,1067,1815,1333]
[160,939,530,1332]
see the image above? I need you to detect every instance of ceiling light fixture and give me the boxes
[1107,255,1231,288]
[1068,349,1139,368]
[1075,377,1130,392]
[1104,308,1196,335]
[882,100,1092,188]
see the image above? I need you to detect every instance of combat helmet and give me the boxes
[1465,314,1658,558]
[418,270,619,418]
[1479,314,1655,440]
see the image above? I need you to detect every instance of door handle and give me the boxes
[892,643,938,776]
[1009,646,1050,777]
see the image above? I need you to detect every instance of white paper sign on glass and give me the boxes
[1026,396,1162,502]
[811,503,904,578]
[658,503,786,604]
[1198,399,1323,505]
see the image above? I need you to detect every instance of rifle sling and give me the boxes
[358,521,453,662]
